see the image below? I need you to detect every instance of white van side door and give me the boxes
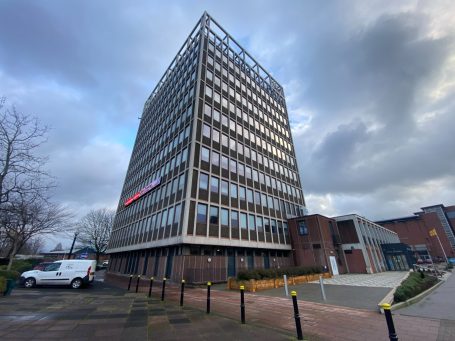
[40,262,63,285]
[58,262,76,285]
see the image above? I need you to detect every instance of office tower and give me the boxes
[107,12,306,282]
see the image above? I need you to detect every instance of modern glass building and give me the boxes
[107,12,306,283]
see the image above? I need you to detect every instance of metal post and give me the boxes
[291,291,303,340]
[283,274,289,297]
[180,280,185,306]
[240,285,245,324]
[381,303,398,341]
[148,277,154,298]
[127,275,133,291]
[161,278,167,301]
[68,232,78,260]
[135,275,141,293]
[319,276,327,301]
[207,282,211,314]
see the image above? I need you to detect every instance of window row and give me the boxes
[200,146,303,201]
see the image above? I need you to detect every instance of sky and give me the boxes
[1,0,455,248]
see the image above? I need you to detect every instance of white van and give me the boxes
[20,260,96,289]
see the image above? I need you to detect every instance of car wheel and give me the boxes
[71,278,83,289]
[24,277,36,288]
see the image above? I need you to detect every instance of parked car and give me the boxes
[20,260,96,289]
[102,260,109,266]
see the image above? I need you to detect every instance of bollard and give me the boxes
[135,275,141,293]
[127,275,133,291]
[180,280,185,306]
[240,285,245,324]
[381,303,398,341]
[148,277,154,298]
[207,282,212,314]
[161,278,167,301]
[319,275,327,301]
[291,291,303,340]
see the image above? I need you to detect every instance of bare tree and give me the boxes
[2,191,71,270]
[0,97,51,206]
[77,209,114,264]
[18,236,44,255]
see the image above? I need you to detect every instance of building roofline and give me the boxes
[375,215,420,224]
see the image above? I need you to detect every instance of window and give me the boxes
[203,124,211,138]
[205,86,212,98]
[229,138,236,151]
[174,204,181,226]
[221,155,229,170]
[213,129,220,143]
[298,221,308,235]
[212,151,220,167]
[221,208,229,226]
[213,109,220,122]
[199,173,208,191]
[248,215,255,231]
[197,204,207,224]
[230,183,237,199]
[204,104,212,117]
[231,210,239,228]
[201,147,210,163]
[222,134,229,148]
[211,176,219,193]
[229,159,237,173]
[221,180,229,196]
[254,191,261,205]
[247,189,254,204]
[240,213,247,230]
[178,174,185,191]
[210,206,219,224]
[239,186,246,201]
[257,216,263,232]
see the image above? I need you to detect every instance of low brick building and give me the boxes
[288,215,347,275]
[376,208,455,262]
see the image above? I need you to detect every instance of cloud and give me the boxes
[1,0,454,250]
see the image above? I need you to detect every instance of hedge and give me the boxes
[0,259,39,274]
[0,270,21,281]
[394,272,438,303]
[237,265,323,281]
[0,277,6,294]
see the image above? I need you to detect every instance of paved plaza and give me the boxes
[1,274,454,340]
[0,284,292,340]
[310,272,409,288]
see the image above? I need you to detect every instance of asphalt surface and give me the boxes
[397,273,455,320]
[254,282,390,311]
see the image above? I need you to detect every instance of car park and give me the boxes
[20,260,96,289]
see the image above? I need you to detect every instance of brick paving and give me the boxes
[2,274,451,340]
[107,274,441,341]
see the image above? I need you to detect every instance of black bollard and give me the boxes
[207,282,212,314]
[148,277,154,298]
[135,275,141,293]
[240,285,245,324]
[291,291,303,340]
[180,280,185,306]
[161,278,167,301]
[381,303,398,341]
[127,275,133,291]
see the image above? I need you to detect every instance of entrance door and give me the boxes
[227,249,236,277]
[329,256,339,275]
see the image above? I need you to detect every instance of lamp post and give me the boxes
[68,232,79,259]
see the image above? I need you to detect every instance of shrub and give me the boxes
[0,259,38,274]
[236,266,323,281]
[0,270,21,281]
[394,272,438,303]
[0,277,6,294]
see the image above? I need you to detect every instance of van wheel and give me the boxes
[71,278,83,289]
[24,277,36,288]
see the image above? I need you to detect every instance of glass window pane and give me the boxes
[199,173,208,190]
[221,208,229,226]
[209,206,219,224]
[211,176,219,193]
[197,204,207,224]
[201,147,210,162]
